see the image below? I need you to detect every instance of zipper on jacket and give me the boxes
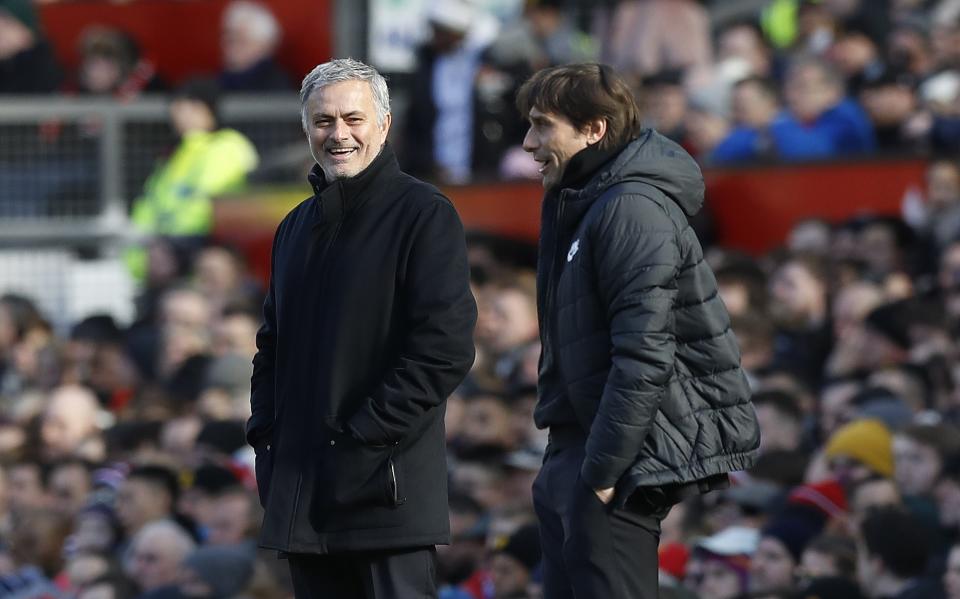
[387,443,404,506]
[388,458,399,505]
[287,209,342,548]
[542,192,567,349]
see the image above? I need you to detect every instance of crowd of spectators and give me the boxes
[11,175,960,598]
[0,0,293,97]
[7,1,960,599]
[11,0,960,182]
[402,0,960,182]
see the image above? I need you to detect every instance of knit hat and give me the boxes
[182,543,255,599]
[659,541,690,580]
[427,0,473,33]
[494,524,541,572]
[787,479,847,520]
[760,505,827,562]
[695,526,759,557]
[824,419,894,478]
[0,0,40,35]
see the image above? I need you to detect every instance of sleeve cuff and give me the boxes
[580,457,624,490]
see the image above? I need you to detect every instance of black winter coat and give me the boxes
[246,145,477,553]
[536,130,760,501]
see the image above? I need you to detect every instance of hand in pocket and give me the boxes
[325,431,402,509]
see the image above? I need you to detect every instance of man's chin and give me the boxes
[322,163,358,180]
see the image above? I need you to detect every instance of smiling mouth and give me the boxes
[327,147,358,158]
[534,157,550,174]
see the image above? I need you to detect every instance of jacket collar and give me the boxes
[556,140,626,193]
[307,143,399,223]
[547,140,630,237]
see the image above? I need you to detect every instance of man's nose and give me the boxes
[332,120,349,141]
[522,128,537,153]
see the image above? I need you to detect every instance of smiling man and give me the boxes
[246,58,477,599]
[518,63,760,599]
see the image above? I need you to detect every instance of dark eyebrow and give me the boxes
[312,111,366,120]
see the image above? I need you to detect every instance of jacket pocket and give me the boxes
[254,445,274,508]
[624,485,674,519]
[325,430,404,509]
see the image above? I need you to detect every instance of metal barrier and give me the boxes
[0,94,306,331]
[0,94,306,246]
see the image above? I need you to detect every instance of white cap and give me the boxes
[921,70,960,105]
[428,0,474,33]
[695,526,760,556]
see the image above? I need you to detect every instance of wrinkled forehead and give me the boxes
[308,80,376,109]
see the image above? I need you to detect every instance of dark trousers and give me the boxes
[533,443,665,599]
[287,547,437,599]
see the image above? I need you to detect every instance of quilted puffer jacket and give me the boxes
[534,128,761,499]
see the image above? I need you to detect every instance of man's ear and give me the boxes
[584,118,607,145]
[381,112,393,140]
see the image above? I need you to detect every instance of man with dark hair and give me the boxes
[516,62,760,599]
[714,257,769,317]
[895,424,960,499]
[247,58,476,598]
[114,465,180,538]
[712,75,825,164]
[126,77,258,281]
[782,55,876,157]
[730,315,775,379]
[752,390,804,453]
[857,507,944,598]
[768,253,833,386]
[490,524,541,599]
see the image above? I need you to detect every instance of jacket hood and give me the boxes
[582,129,705,217]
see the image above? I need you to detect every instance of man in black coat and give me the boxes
[517,63,760,599]
[246,58,477,599]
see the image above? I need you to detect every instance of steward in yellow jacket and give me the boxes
[127,78,258,280]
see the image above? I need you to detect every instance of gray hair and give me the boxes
[222,1,281,46]
[300,58,391,131]
[130,519,196,560]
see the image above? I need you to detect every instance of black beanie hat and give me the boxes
[496,524,541,571]
[761,505,826,562]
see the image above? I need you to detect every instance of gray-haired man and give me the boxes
[246,58,477,598]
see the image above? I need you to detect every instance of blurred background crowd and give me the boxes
[8,0,960,599]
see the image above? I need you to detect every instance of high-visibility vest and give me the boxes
[762,0,801,49]
[126,127,258,281]
[131,127,258,236]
